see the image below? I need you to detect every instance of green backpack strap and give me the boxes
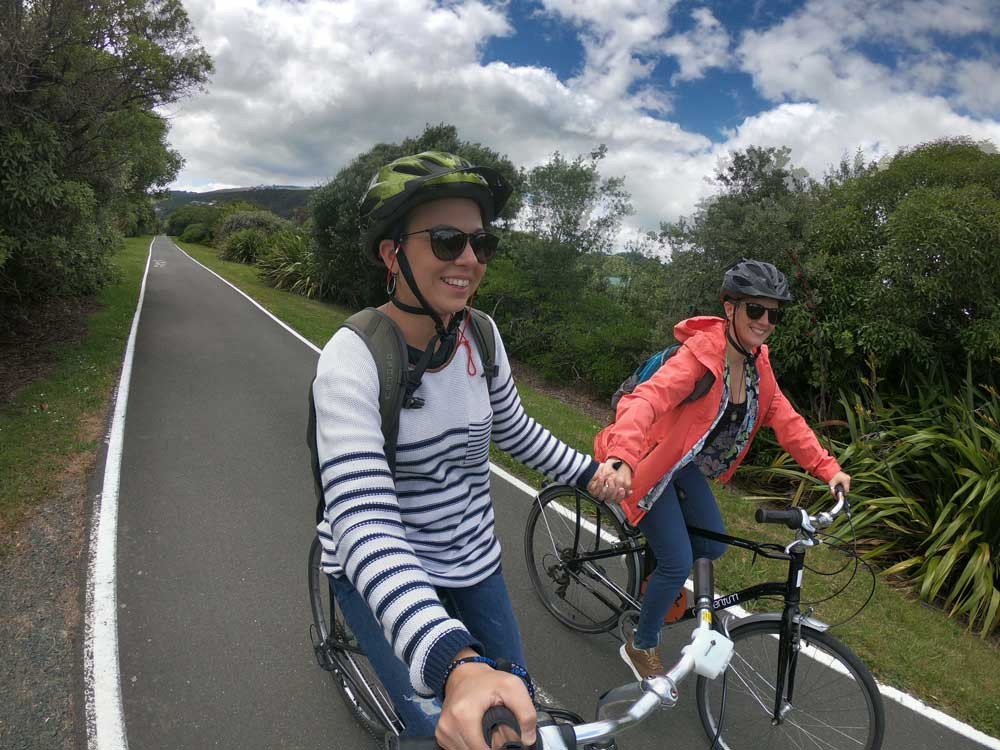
[342,307,409,474]
[309,308,408,525]
[466,308,498,389]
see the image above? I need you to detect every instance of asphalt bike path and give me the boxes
[108,236,994,748]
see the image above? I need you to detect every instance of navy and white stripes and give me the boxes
[313,314,597,696]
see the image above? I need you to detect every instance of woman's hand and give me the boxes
[436,654,536,750]
[588,458,630,503]
[829,471,851,495]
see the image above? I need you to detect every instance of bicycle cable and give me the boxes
[802,512,878,629]
[710,667,728,750]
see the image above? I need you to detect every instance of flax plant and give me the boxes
[741,365,1000,636]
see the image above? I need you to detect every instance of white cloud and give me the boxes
[661,8,731,83]
[165,0,1000,240]
[731,0,1000,183]
[954,59,1000,117]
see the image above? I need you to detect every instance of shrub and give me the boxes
[164,204,223,238]
[179,222,211,244]
[215,210,288,245]
[219,228,269,264]
[740,367,1000,637]
[256,230,325,298]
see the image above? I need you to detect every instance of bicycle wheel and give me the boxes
[696,619,885,750]
[524,484,640,633]
[308,537,403,739]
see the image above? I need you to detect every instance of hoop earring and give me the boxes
[385,271,397,295]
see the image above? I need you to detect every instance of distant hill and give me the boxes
[155,185,315,220]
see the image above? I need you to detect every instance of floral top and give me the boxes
[693,360,759,478]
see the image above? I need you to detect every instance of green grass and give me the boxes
[0,236,151,539]
[159,239,1000,738]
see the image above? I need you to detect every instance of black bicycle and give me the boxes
[524,483,885,750]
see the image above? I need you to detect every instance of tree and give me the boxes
[807,138,1000,390]
[657,138,1000,414]
[0,0,212,322]
[521,145,633,254]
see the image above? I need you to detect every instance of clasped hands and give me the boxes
[586,457,633,503]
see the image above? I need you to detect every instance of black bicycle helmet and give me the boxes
[359,151,513,265]
[721,259,793,302]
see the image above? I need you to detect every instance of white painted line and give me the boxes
[168,240,1000,749]
[169,239,322,355]
[84,240,155,750]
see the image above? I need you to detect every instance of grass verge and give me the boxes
[0,236,151,540]
[170,239,1000,738]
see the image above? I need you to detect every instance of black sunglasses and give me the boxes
[400,226,500,264]
[743,301,785,325]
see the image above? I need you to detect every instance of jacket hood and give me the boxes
[673,315,726,342]
[673,316,727,375]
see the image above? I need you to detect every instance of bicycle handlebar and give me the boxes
[754,485,848,534]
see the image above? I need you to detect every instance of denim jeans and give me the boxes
[634,462,728,649]
[330,567,526,736]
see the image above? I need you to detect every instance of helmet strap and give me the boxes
[725,305,759,363]
[389,235,466,407]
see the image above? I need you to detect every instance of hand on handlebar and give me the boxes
[829,471,851,496]
[437,654,536,749]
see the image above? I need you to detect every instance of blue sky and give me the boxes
[166,0,1000,236]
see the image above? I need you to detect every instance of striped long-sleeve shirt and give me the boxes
[313,314,597,697]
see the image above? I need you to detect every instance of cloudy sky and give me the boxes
[164,0,1000,234]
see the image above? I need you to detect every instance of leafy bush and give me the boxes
[478,232,652,395]
[165,204,223,238]
[215,210,289,245]
[256,230,325,298]
[741,367,1000,637]
[0,124,119,320]
[179,222,211,244]
[219,228,269,264]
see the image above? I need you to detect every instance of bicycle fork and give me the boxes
[772,547,806,724]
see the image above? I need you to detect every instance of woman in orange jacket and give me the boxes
[595,259,851,679]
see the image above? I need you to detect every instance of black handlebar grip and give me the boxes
[693,558,714,604]
[755,507,804,529]
[483,705,523,749]
[387,706,526,750]
[834,483,846,501]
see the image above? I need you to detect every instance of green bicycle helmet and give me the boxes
[359,151,513,265]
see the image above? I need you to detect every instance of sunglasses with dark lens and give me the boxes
[400,226,500,264]
[743,302,785,325]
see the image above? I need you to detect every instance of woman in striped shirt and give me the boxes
[312,151,625,748]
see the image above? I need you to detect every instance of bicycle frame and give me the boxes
[557,510,813,726]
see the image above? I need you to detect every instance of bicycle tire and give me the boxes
[308,537,403,739]
[524,484,640,634]
[696,619,885,750]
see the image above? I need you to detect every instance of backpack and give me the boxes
[308,307,498,523]
[610,343,715,411]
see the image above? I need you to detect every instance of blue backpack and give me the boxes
[611,344,715,410]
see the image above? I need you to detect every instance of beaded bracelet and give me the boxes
[442,655,536,701]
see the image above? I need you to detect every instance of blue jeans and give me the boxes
[634,462,728,649]
[330,567,526,736]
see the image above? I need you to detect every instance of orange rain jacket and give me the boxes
[595,316,841,526]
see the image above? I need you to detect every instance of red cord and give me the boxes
[459,308,477,376]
